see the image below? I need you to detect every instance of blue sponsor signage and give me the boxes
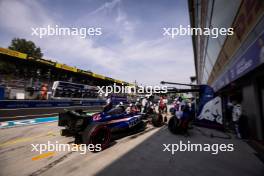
[212,32,264,91]
[111,95,128,105]
[0,112,97,128]
[197,85,215,116]
[0,117,58,128]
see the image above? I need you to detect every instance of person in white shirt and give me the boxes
[163,96,168,113]
[126,104,132,113]
[135,98,142,112]
[175,98,184,119]
[141,96,148,113]
[103,94,113,112]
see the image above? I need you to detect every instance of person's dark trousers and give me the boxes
[239,115,249,139]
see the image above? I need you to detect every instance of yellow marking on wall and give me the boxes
[92,73,105,79]
[0,47,27,59]
[114,79,123,84]
[56,63,77,72]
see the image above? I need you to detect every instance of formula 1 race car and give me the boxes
[58,106,161,150]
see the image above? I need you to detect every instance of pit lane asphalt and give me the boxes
[0,116,263,176]
[0,119,161,176]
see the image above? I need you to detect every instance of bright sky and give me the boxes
[0,0,195,86]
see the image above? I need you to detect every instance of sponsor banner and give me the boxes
[35,58,56,66]
[128,83,135,86]
[195,96,224,129]
[105,77,115,82]
[111,95,128,105]
[0,48,27,59]
[114,79,123,84]
[197,85,215,116]
[121,82,131,86]
[92,73,105,79]
[0,117,58,129]
[77,69,92,76]
[212,32,264,91]
[56,63,77,72]
[0,112,97,129]
[197,96,223,124]
[0,100,106,109]
[193,85,224,129]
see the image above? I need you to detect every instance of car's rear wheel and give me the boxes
[82,123,111,151]
[168,116,179,134]
[151,113,163,127]
[169,107,175,115]
[60,129,72,136]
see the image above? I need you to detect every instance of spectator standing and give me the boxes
[135,98,142,112]
[163,96,168,113]
[103,94,113,112]
[141,96,148,113]
[40,83,48,100]
[232,101,242,139]
[158,96,165,113]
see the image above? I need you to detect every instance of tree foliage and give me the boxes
[8,38,43,59]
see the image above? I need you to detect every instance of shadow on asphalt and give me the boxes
[95,126,264,176]
[67,121,152,150]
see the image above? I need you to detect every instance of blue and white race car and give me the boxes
[58,106,159,150]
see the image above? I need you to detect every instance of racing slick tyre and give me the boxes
[151,113,163,127]
[169,107,175,115]
[60,129,71,136]
[168,116,180,134]
[82,123,111,150]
